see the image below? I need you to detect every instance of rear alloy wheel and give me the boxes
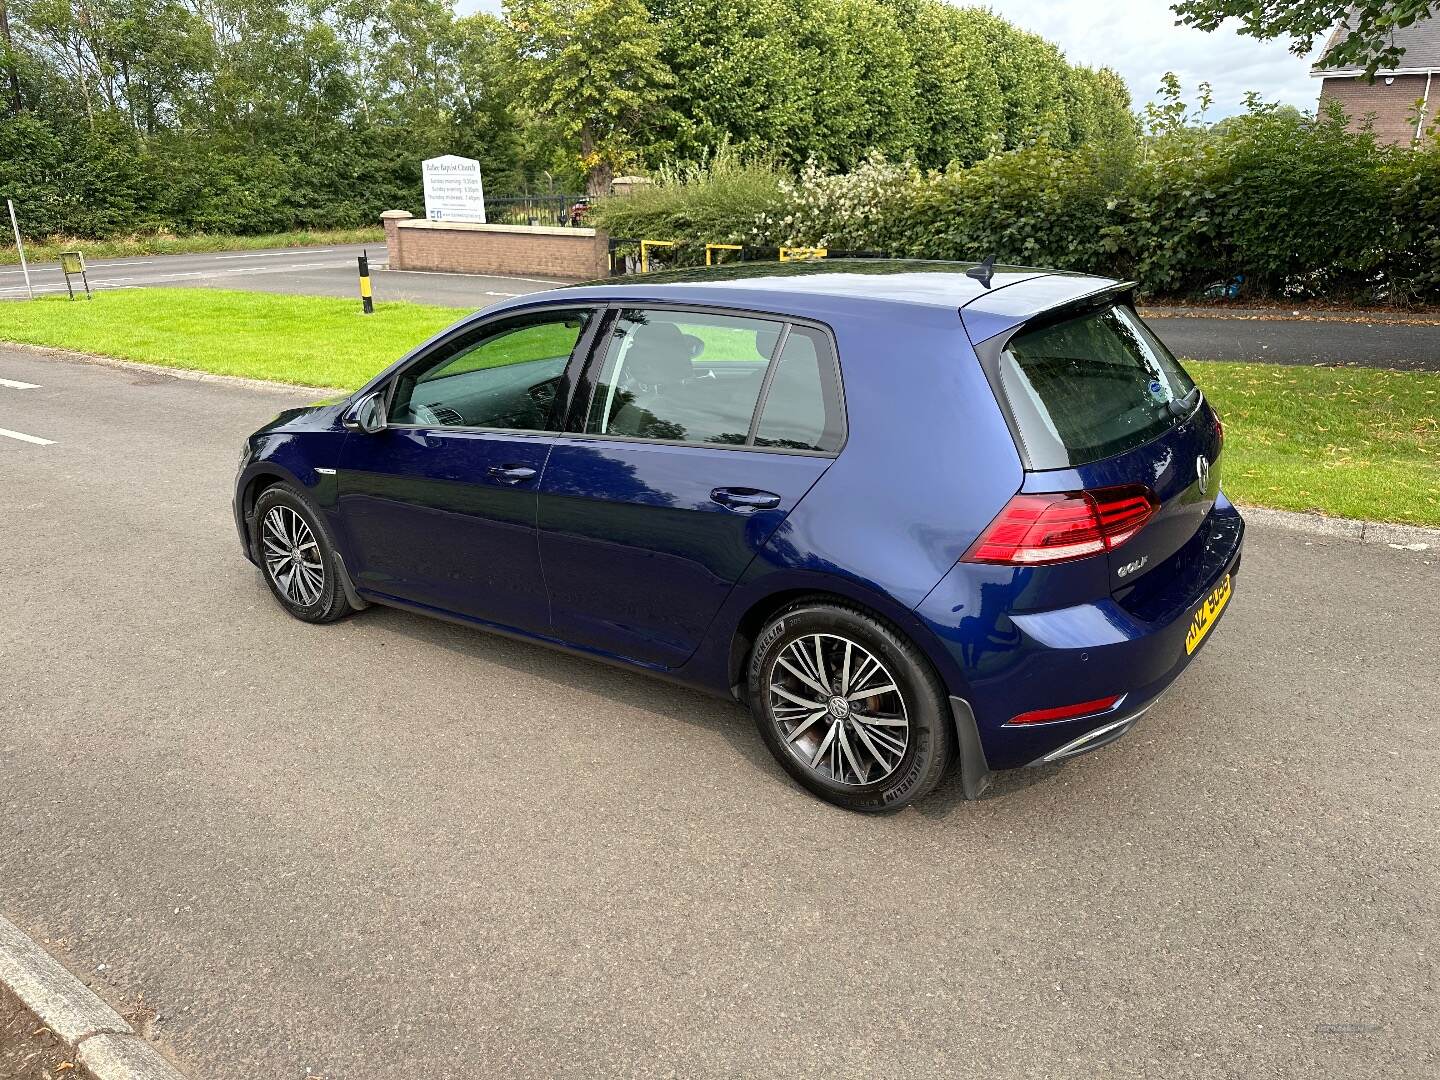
[748,602,953,812]
[770,634,910,786]
[252,484,355,624]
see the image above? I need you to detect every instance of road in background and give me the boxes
[1,345,1437,1079]
[0,244,558,309]
[1145,313,1440,370]
[4,246,1439,368]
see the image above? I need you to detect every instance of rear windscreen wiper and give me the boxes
[1166,386,1202,418]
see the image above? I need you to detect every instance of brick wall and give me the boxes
[379,214,610,280]
[1319,73,1434,146]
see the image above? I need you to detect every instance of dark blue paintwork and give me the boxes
[233,260,1243,785]
[537,438,832,667]
[335,428,554,630]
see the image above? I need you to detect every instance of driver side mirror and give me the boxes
[346,391,387,434]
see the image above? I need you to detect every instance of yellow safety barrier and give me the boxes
[639,239,677,273]
[779,246,827,262]
[705,243,743,266]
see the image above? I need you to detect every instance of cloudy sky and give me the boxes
[984,2,1318,116]
[457,0,1323,117]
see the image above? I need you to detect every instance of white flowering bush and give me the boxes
[752,154,921,251]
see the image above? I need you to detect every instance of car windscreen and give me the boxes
[995,304,1197,470]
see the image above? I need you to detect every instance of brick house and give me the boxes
[1313,11,1440,146]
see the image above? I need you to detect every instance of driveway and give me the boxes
[1,345,1437,1078]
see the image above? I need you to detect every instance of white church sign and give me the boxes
[422,155,486,223]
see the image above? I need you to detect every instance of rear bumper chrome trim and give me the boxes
[1029,701,1157,766]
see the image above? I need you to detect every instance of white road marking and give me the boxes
[0,377,40,389]
[0,426,54,445]
[221,262,349,274]
[0,281,139,296]
[1,270,213,295]
[381,267,567,286]
[0,261,348,295]
[0,283,78,296]
[214,249,334,259]
[0,259,161,276]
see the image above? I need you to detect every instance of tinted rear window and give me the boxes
[996,305,1196,469]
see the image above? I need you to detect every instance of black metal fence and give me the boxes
[604,237,886,276]
[485,195,589,228]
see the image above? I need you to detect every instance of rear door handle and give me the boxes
[488,464,538,485]
[710,487,782,513]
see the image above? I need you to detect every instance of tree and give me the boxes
[1,0,22,111]
[646,0,808,166]
[503,0,676,195]
[1173,0,1437,78]
[890,0,1003,167]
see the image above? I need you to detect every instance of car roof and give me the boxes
[496,259,1128,344]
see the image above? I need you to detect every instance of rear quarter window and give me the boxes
[996,305,1197,469]
[753,326,846,453]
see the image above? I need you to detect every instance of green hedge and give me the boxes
[591,102,1440,304]
[0,113,543,242]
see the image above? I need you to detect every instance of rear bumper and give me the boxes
[927,497,1244,777]
[948,685,1166,797]
[1022,694,1159,767]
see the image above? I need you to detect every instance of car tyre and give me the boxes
[252,483,355,624]
[747,600,953,812]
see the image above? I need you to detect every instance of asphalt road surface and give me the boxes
[0,243,559,309]
[1,346,1438,1079]
[4,246,1438,369]
[1144,314,1440,370]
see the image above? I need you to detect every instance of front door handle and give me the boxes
[710,487,782,513]
[488,464,538,485]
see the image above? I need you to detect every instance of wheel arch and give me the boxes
[238,468,295,556]
[724,581,970,705]
[242,467,368,611]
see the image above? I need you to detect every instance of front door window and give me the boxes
[389,309,592,431]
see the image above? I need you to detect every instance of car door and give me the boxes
[537,306,847,668]
[337,305,599,632]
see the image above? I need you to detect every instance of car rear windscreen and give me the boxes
[996,304,1197,469]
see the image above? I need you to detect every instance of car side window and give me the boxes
[584,309,783,446]
[388,309,592,431]
[753,326,845,453]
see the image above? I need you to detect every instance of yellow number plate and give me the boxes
[1185,573,1232,655]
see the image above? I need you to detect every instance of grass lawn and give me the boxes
[0,288,458,387]
[1190,362,1438,527]
[0,288,1434,526]
[0,227,384,266]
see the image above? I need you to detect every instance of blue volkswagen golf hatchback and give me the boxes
[234,260,1242,811]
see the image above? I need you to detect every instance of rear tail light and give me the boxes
[1009,694,1122,726]
[963,484,1159,566]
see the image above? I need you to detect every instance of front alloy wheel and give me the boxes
[261,504,325,607]
[250,483,355,624]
